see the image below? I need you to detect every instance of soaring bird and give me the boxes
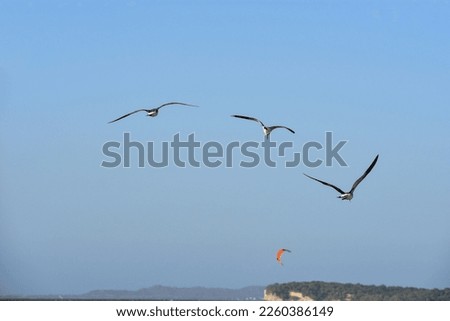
[276,248,292,266]
[303,154,379,201]
[231,114,295,139]
[108,102,198,123]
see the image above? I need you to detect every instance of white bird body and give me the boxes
[147,109,158,117]
[338,193,353,201]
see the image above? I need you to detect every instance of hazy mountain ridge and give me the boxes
[81,285,264,300]
[1,285,265,301]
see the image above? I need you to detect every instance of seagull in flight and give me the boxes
[108,102,198,124]
[231,114,295,139]
[303,154,379,201]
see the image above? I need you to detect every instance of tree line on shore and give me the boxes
[266,281,450,301]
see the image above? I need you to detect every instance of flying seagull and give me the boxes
[303,154,379,201]
[231,114,295,138]
[108,102,198,124]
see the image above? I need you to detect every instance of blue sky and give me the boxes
[1,0,449,295]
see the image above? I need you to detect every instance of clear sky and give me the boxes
[1,0,449,295]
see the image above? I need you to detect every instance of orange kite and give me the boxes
[276,248,291,265]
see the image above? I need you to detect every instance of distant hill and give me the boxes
[1,285,265,301]
[79,285,264,300]
[265,281,450,301]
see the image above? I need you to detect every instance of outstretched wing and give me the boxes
[349,154,379,194]
[108,109,149,123]
[303,173,346,195]
[231,114,265,127]
[156,102,199,110]
[267,125,295,134]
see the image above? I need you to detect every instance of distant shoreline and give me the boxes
[2,282,449,301]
